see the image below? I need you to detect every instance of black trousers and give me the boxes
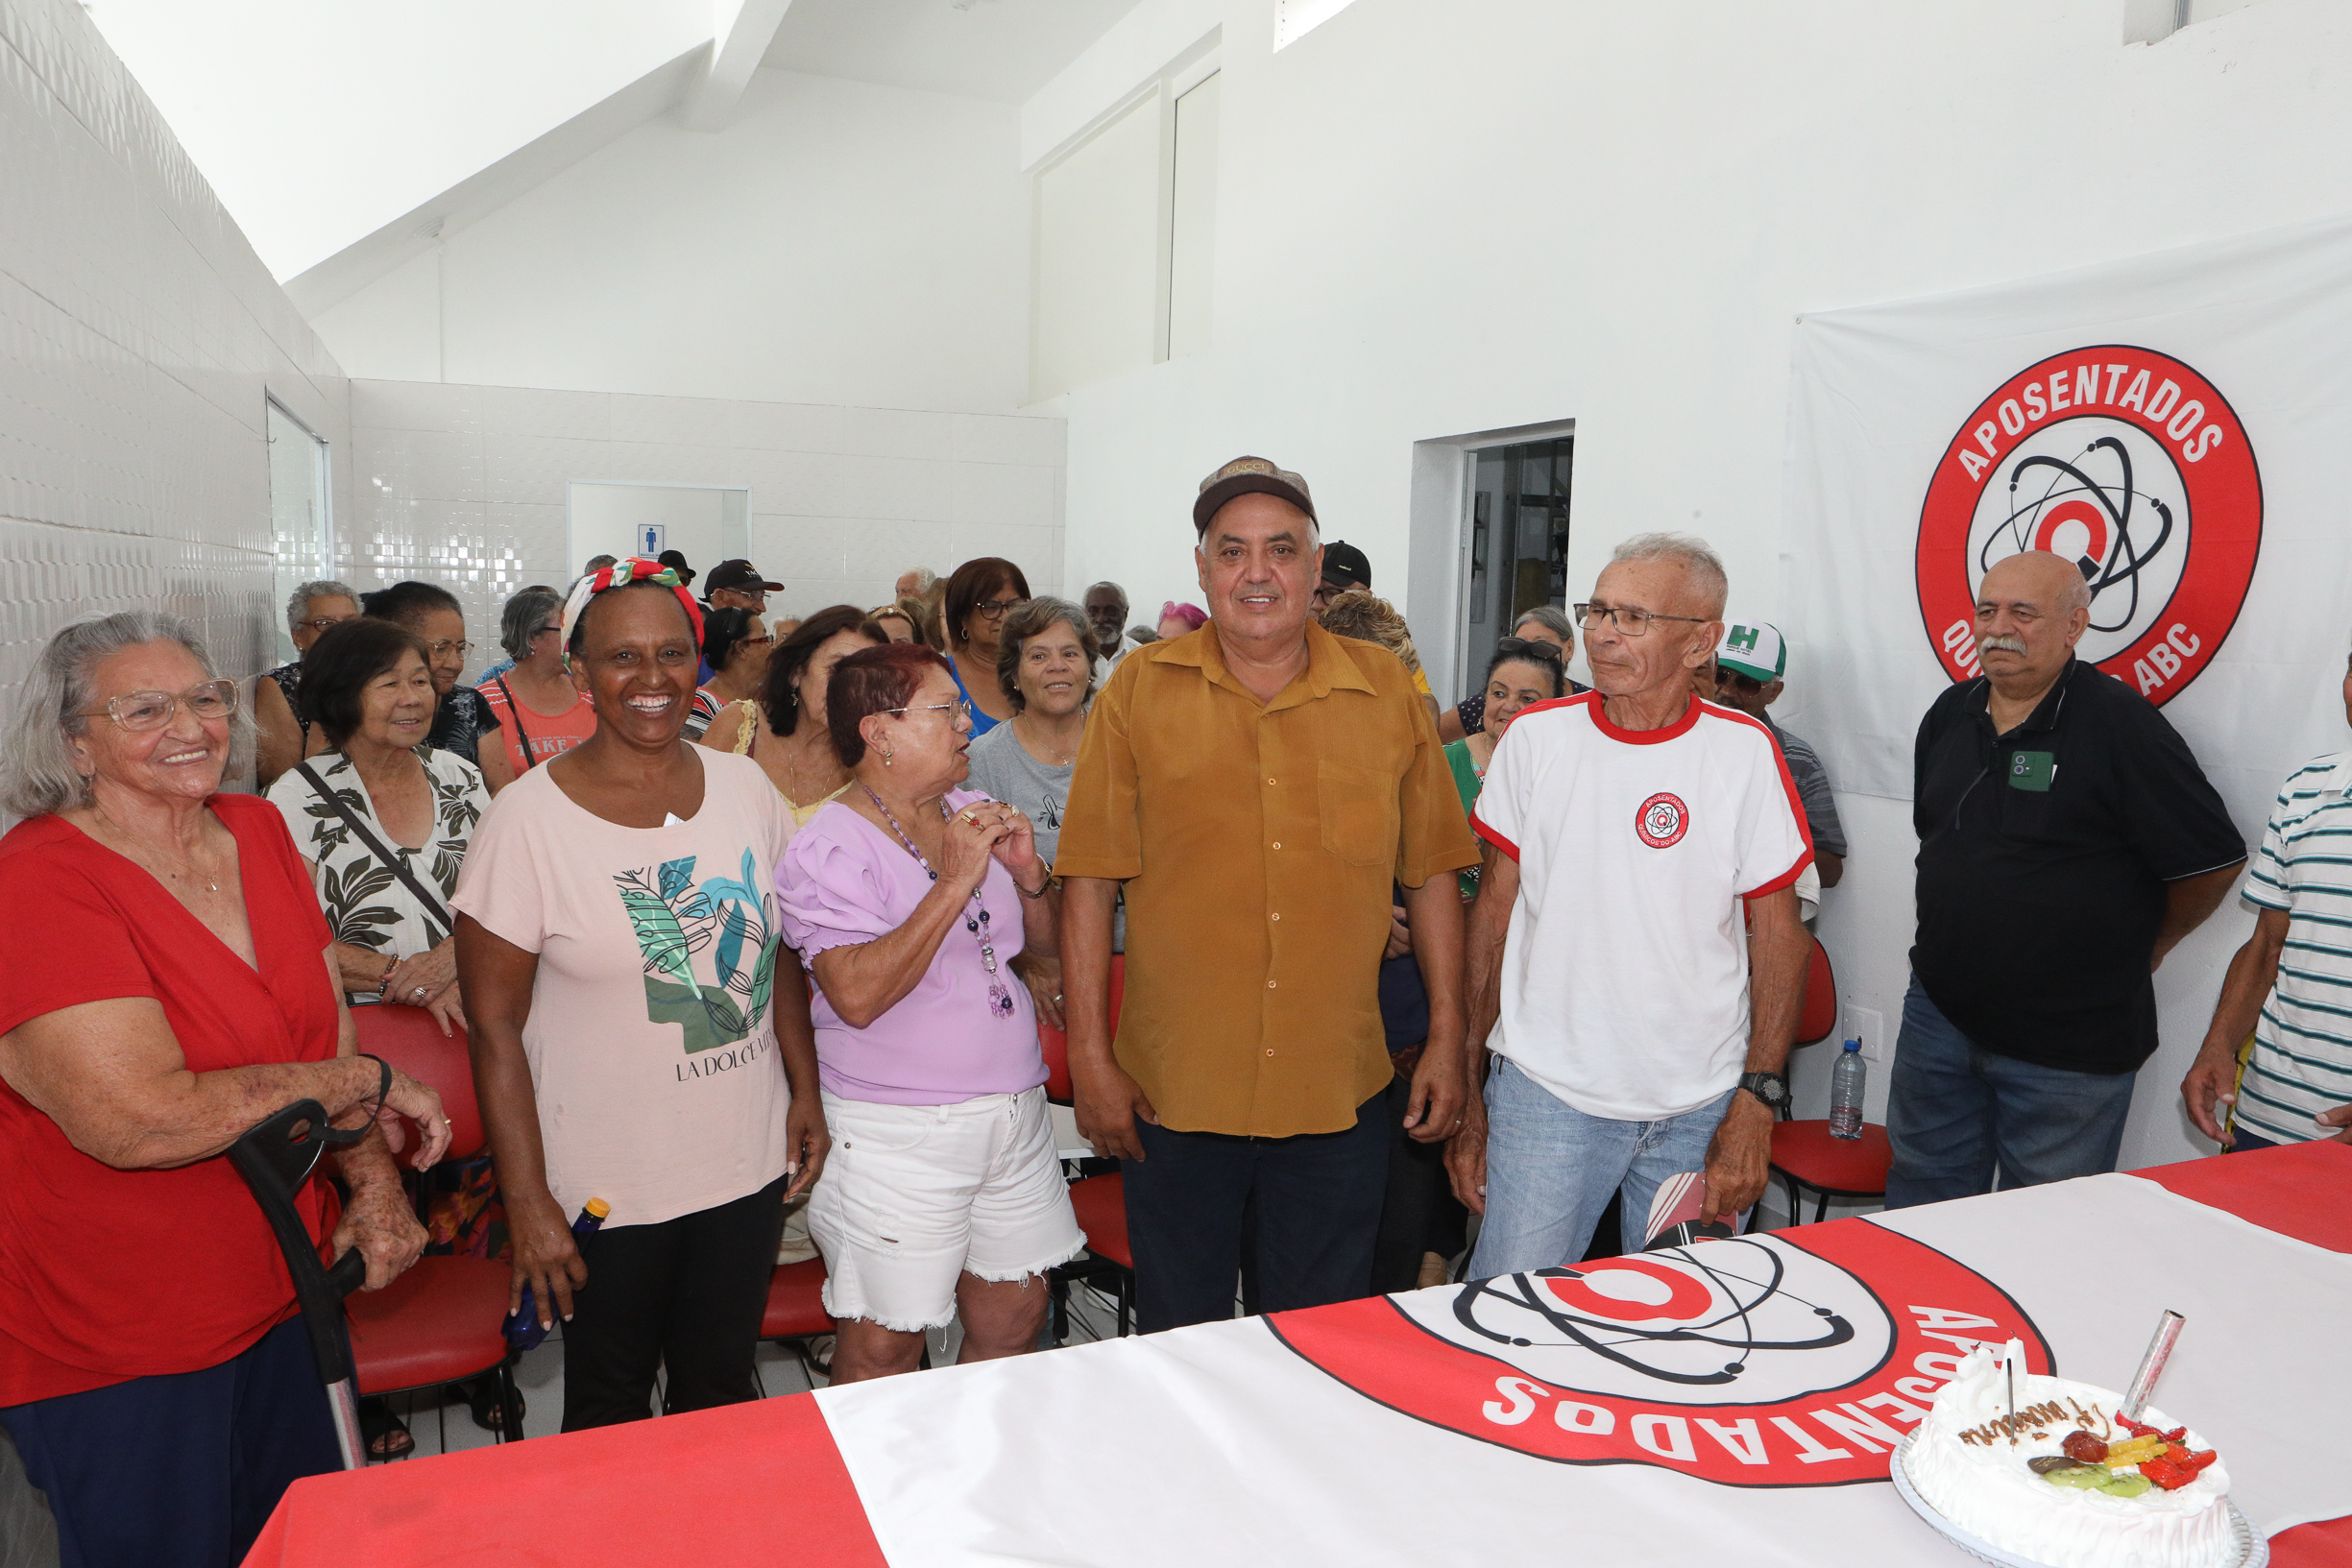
[561,1173,788,1431]
[1370,1073,1470,1292]
[1123,1092,1389,1334]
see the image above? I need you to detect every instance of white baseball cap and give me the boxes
[1715,619,1786,684]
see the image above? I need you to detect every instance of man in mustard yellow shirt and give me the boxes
[1056,456,1478,1332]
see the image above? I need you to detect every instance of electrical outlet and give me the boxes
[1847,1005,1886,1062]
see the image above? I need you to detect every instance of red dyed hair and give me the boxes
[827,642,951,765]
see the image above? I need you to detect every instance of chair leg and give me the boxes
[1813,1188,1831,1225]
[497,1363,524,1443]
[1780,1171,1803,1229]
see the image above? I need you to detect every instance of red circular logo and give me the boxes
[1268,1224,2050,1488]
[1636,793,1688,849]
[1915,345,2261,707]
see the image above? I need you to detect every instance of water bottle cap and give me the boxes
[585,1197,611,1219]
[1843,1039,1861,1051]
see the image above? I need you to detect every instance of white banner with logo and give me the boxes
[815,1176,2352,1567]
[1783,211,2352,818]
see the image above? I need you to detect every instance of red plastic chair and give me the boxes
[1041,958,1135,1338]
[753,1256,836,1389]
[344,1005,524,1453]
[1766,940,1894,1223]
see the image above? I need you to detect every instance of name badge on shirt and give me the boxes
[2007,750,2055,792]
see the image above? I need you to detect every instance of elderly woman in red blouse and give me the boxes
[0,613,449,1568]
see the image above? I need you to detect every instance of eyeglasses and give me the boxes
[883,699,973,721]
[972,597,1027,622]
[1574,603,1711,638]
[1494,637,1565,663]
[79,680,239,732]
[424,639,473,659]
[296,616,356,634]
[739,635,776,648]
[530,623,561,639]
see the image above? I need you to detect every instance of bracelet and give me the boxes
[1015,869,1054,900]
[355,1051,391,1124]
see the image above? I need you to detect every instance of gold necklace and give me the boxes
[98,811,220,892]
[1017,712,1076,766]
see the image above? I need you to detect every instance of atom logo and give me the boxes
[1267,1223,2052,1487]
[1918,346,2261,705]
[1636,792,1688,849]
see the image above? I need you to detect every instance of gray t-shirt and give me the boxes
[1768,717,1848,859]
[967,717,1123,951]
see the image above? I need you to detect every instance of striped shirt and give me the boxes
[2239,750,2352,1145]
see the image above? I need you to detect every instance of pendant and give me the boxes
[988,981,1015,1018]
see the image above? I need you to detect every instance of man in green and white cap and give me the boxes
[1710,619,1847,887]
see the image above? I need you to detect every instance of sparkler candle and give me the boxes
[2122,1310,2186,1422]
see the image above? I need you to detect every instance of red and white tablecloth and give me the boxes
[244,1141,2352,1567]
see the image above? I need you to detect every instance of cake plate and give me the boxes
[1888,1432,2267,1568]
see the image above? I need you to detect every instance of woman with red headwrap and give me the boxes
[452,561,830,1430]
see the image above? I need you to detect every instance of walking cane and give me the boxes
[229,1100,371,1470]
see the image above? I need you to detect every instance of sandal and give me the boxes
[457,1374,524,1434]
[358,1397,414,1459]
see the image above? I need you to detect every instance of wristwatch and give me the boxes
[1736,1072,1790,1114]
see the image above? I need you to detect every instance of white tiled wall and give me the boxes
[349,380,1066,672]
[0,0,352,699]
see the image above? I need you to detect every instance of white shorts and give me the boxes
[810,1086,1085,1333]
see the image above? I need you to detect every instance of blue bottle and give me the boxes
[504,1197,609,1353]
[1829,1040,1866,1141]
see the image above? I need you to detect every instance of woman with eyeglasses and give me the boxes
[697,605,887,826]
[940,557,1031,736]
[255,579,361,788]
[1439,607,1583,744]
[776,643,1079,1382]
[478,586,598,787]
[0,613,449,1565]
[685,608,773,742]
[361,582,510,789]
[1445,639,1570,900]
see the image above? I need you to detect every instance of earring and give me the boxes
[883,747,894,766]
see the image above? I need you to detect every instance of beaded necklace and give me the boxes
[861,786,1016,1019]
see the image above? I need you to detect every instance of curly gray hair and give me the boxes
[284,579,356,637]
[0,613,254,819]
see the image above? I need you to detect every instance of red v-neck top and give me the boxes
[0,793,340,1405]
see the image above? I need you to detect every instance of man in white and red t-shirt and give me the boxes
[1448,534,1814,1276]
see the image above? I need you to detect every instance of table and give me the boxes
[244,1141,2352,1568]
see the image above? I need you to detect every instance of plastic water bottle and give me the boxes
[1829,1040,1866,1141]
[504,1197,609,1352]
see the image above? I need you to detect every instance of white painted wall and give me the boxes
[314,69,1033,414]
[0,0,352,759]
[1034,0,2352,1176]
[347,380,1065,674]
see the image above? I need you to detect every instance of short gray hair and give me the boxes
[284,579,356,636]
[498,586,564,662]
[0,613,254,819]
[1512,604,1577,646]
[1608,533,1729,618]
[994,596,1100,714]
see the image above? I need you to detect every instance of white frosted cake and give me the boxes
[1903,1341,2234,1568]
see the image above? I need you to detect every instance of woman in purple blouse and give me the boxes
[775,643,1082,1381]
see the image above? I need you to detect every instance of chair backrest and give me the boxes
[1795,935,1837,1049]
[1038,955,1125,1104]
[351,1004,483,1160]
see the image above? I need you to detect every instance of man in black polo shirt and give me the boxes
[1887,550,2244,1207]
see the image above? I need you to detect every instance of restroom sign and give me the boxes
[640,524,667,556]
[1913,345,2262,706]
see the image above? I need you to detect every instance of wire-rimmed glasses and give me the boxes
[79,680,239,732]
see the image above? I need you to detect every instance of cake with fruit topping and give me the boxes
[1903,1341,2235,1568]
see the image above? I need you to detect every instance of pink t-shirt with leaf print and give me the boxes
[451,750,796,1228]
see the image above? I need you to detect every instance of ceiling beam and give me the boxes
[680,0,796,132]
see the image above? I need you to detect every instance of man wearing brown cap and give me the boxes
[1055,456,1478,1332]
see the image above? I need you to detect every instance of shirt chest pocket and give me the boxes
[1319,760,1397,869]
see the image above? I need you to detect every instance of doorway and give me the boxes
[1460,435,1573,699]
[265,398,331,666]
[566,482,750,587]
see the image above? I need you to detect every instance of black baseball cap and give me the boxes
[705,559,783,593]
[1320,540,1370,590]
[1193,455,1318,534]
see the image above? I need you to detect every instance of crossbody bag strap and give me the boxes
[295,761,456,933]
[492,676,536,770]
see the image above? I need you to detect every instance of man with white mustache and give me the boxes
[1888,550,2244,1206]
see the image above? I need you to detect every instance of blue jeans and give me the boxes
[1468,1056,1735,1278]
[1883,976,2136,1208]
